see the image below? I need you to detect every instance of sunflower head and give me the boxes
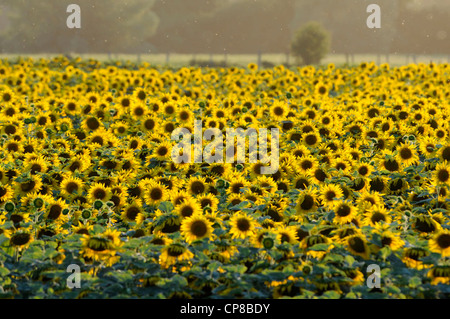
[295,187,317,214]
[276,226,298,244]
[347,235,370,259]
[429,230,450,257]
[180,213,214,244]
[428,265,450,285]
[143,180,168,206]
[403,247,430,269]
[333,200,356,225]
[9,230,33,250]
[363,205,391,226]
[175,198,202,219]
[434,162,450,185]
[159,242,193,268]
[229,212,256,240]
[121,200,145,225]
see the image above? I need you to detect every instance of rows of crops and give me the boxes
[0,56,449,298]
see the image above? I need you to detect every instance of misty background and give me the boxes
[0,0,448,58]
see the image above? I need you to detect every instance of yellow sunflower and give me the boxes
[300,234,331,259]
[275,225,299,244]
[333,200,357,225]
[87,182,111,204]
[60,175,84,198]
[319,183,343,209]
[429,230,450,257]
[427,266,450,285]
[402,247,430,270]
[143,179,168,206]
[175,198,202,219]
[433,161,450,186]
[362,204,392,227]
[159,242,194,269]
[44,199,69,224]
[0,184,14,205]
[295,187,318,214]
[80,229,122,266]
[180,213,214,244]
[121,200,145,225]
[229,212,257,240]
[346,235,370,259]
[395,141,419,168]
[7,229,34,252]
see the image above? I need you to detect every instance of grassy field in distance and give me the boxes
[1,53,449,67]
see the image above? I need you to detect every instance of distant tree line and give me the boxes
[150,0,450,55]
[0,0,159,54]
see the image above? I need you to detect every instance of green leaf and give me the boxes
[386,285,401,295]
[323,253,344,263]
[106,270,134,282]
[345,292,359,299]
[92,224,106,234]
[0,266,10,276]
[169,275,188,287]
[223,264,247,274]
[0,234,9,246]
[158,201,174,212]
[321,290,341,299]
[344,255,355,267]
[308,243,330,251]
[229,201,249,210]
[206,261,221,272]
[409,276,422,288]
[380,246,392,259]
[21,246,44,261]
[261,269,288,282]
[282,264,295,273]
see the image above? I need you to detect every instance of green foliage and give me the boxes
[0,57,449,300]
[290,21,330,65]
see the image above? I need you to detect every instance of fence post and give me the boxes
[377,53,380,65]
[257,50,262,69]
[286,52,290,66]
[166,52,170,65]
[209,53,213,67]
[345,53,349,65]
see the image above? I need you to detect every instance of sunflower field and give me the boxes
[0,56,450,299]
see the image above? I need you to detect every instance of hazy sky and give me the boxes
[0,0,448,55]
